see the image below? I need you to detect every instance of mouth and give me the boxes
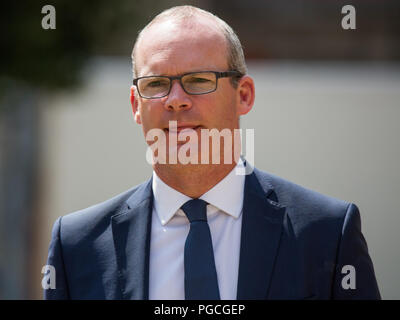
[164,124,202,134]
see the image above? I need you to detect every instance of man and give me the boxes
[44,5,380,299]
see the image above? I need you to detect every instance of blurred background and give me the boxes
[0,0,399,299]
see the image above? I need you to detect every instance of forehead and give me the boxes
[136,17,229,76]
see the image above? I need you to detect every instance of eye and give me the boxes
[187,77,211,83]
[147,80,167,87]
[196,77,211,82]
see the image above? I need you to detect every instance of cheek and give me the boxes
[213,91,238,126]
[139,103,162,129]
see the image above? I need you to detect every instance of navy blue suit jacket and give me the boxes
[44,167,381,299]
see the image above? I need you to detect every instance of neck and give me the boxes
[153,162,238,198]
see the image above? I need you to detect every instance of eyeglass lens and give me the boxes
[137,72,217,98]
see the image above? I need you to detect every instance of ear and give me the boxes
[236,75,255,116]
[130,86,142,124]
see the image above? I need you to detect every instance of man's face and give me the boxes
[132,18,250,164]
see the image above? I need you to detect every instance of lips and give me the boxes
[165,124,201,134]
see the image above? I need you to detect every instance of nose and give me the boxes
[164,80,192,111]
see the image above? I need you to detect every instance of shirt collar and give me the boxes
[152,160,245,226]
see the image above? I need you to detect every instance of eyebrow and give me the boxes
[138,69,225,78]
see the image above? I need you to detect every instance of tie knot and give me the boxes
[181,199,208,223]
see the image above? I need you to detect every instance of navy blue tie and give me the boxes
[181,199,220,300]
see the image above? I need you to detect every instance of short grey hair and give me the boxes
[131,5,247,87]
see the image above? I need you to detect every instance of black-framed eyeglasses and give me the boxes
[132,70,243,99]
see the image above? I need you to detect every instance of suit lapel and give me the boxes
[237,169,286,299]
[111,178,153,299]
[110,168,285,300]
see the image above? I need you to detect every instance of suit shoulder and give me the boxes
[253,168,351,220]
[56,179,151,241]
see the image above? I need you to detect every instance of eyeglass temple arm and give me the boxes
[218,71,243,78]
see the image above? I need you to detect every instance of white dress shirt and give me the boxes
[148,162,245,300]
